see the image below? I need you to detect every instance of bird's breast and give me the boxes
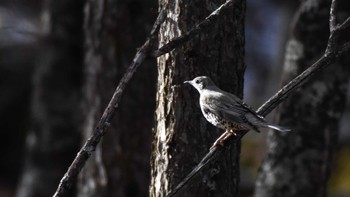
[202,108,248,131]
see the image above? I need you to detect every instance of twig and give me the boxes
[327,0,338,52]
[152,0,235,58]
[52,10,166,197]
[165,1,350,196]
[257,43,349,117]
[337,17,350,32]
[329,0,337,32]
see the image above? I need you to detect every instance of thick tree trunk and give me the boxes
[255,1,350,197]
[15,0,84,197]
[150,0,245,196]
[77,0,156,196]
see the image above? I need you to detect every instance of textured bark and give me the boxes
[255,1,350,197]
[77,0,156,196]
[150,0,245,196]
[15,0,84,197]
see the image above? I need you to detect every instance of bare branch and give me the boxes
[166,3,350,197]
[150,10,167,36]
[327,0,350,53]
[52,10,166,197]
[257,48,337,116]
[166,147,226,197]
[329,0,337,32]
[327,0,338,52]
[336,16,350,32]
[152,0,235,57]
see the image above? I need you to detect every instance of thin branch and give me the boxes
[257,47,337,116]
[52,10,166,197]
[336,16,350,32]
[329,0,337,32]
[327,0,338,52]
[166,6,350,197]
[327,0,350,53]
[166,148,226,197]
[152,0,235,57]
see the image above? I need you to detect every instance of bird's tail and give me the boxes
[267,124,291,132]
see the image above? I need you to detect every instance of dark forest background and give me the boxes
[0,0,349,196]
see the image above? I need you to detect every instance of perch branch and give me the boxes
[166,1,350,196]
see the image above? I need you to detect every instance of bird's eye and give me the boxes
[195,80,200,84]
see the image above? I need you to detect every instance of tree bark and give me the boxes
[255,1,350,197]
[77,0,156,196]
[15,0,84,197]
[150,0,245,196]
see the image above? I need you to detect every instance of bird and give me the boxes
[184,76,290,149]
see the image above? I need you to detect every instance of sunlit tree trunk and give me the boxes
[150,0,246,196]
[255,0,350,196]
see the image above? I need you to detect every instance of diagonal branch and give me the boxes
[327,0,339,52]
[52,10,166,197]
[337,16,350,31]
[152,0,235,57]
[166,2,350,197]
[327,0,350,53]
[329,0,337,32]
[256,43,349,117]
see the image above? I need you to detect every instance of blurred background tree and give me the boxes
[15,0,84,196]
[0,0,349,197]
[254,0,350,197]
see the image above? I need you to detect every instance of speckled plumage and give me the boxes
[185,76,290,134]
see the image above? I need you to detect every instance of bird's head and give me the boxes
[184,76,216,93]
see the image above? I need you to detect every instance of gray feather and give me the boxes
[267,124,291,132]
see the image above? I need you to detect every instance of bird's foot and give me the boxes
[227,129,238,136]
[210,130,236,151]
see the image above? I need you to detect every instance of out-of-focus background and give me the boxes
[0,0,349,197]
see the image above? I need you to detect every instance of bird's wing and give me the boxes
[201,91,248,124]
[237,99,265,120]
[202,91,265,126]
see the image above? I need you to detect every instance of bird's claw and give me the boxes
[209,130,236,151]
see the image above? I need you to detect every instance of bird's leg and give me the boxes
[211,130,229,150]
[210,129,237,151]
[227,129,238,137]
[220,129,237,142]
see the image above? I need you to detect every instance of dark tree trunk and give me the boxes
[15,0,84,196]
[150,0,245,196]
[255,1,350,197]
[77,0,156,196]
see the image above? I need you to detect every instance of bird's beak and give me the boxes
[184,80,191,85]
